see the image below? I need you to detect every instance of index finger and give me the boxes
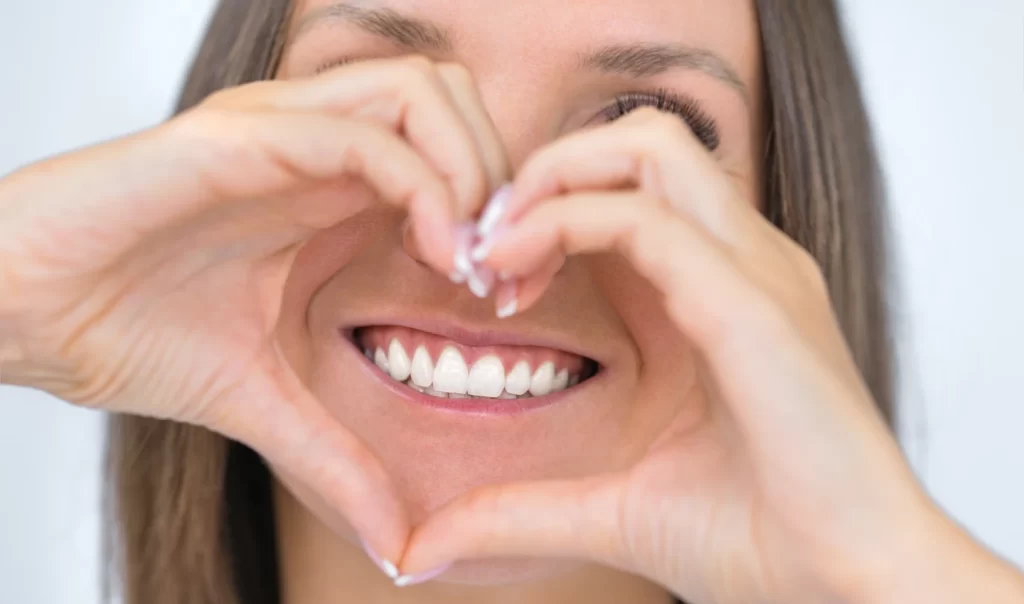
[223,56,494,220]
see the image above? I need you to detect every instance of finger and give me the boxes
[435,63,511,196]
[216,56,493,219]
[169,109,459,272]
[215,359,410,569]
[494,253,564,318]
[474,191,862,449]
[399,476,628,577]
[504,107,756,246]
[473,190,774,360]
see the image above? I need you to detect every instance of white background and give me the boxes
[1,1,1022,602]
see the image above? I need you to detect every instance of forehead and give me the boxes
[285,0,761,88]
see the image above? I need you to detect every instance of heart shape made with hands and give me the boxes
[333,107,913,604]
[0,76,907,600]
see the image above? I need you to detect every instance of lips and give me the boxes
[352,325,597,401]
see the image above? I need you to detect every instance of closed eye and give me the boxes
[601,89,720,151]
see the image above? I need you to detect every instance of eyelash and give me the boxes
[315,61,721,152]
[602,89,720,151]
[315,58,352,74]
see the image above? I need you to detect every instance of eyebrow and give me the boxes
[290,4,747,103]
[580,44,749,104]
[290,3,453,52]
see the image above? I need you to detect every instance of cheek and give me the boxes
[276,209,389,380]
[590,255,707,442]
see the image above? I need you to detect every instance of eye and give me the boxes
[601,89,721,151]
[314,57,355,75]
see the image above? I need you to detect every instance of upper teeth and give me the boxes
[368,339,581,400]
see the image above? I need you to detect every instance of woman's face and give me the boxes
[274,0,763,583]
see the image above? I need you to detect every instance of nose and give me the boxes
[400,217,431,269]
[398,72,561,267]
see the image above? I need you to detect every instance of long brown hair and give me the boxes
[105,2,896,602]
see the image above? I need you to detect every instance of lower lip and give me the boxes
[346,338,590,416]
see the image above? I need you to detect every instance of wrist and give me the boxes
[0,291,30,388]
[844,506,1024,604]
[0,224,41,390]
[0,173,47,390]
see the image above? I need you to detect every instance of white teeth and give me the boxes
[468,355,505,397]
[374,348,390,373]
[529,361,555,396]
[375,342,586,401]
[433,346,469,394]
[388,339,411,382]
[411,346,434,388]
[552,368,569,392]
[505,360,531,395]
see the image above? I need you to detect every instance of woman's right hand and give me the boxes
[0,56,509,566]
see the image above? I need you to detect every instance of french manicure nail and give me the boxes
[467,265,495,298]
[360,537,400,580]
[477,183,513,238]
[496,280,518,319]
[470,226,505,263]
[453,224,476,277]
[449,270,467,284]
[394,563,453,588]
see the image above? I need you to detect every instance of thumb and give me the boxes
[213,349,411,572]
[398,474,631,580]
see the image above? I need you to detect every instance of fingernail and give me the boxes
[496,280,518,319]
[453,224,476,278]
[360,537,400,580]
[394,563,452,588]
[467,265,495,298]
[449,271,467,284]
[470,225,506,263]
[477,183,513,238]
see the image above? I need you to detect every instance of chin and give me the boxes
[273,470,590,586]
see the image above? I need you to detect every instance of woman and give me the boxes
[1,0,1022,603]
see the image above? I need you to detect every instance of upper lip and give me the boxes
[342,315,603,364]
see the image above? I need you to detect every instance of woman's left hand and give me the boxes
[395,108,1023,603]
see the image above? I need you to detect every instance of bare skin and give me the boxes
[1,1,1023,603]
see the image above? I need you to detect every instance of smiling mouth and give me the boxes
[350,326,600,401]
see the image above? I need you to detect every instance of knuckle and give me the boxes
[198,86,237,109]
[166,105,227,143]
[655,113,696,146]
[630,106,682,131]
[200,81,272,110]
[621,107,694,149]
[393,56,446,101]
[167,105,252,154]
[621,105,664,124]
[437,62,475,87]
[397,54,438,81]
[790,244,831,296]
